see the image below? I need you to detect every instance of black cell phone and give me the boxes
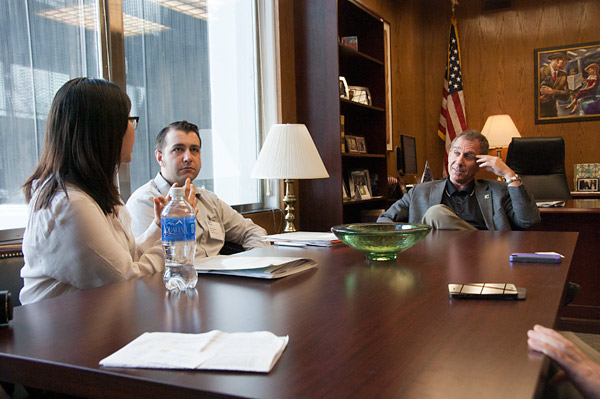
[509,253,561,263]
[448,283,526,300]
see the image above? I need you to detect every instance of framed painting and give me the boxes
[534,41,600,124]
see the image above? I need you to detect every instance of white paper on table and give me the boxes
[263,231,342,246]
[194,254,317,279]
[195,255,308,270]
[99,331,289,373]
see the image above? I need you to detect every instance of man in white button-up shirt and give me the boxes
[126,121,267,258]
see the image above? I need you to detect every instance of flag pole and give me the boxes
[438,0,467,177]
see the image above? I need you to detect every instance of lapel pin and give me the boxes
[484,194,490,199]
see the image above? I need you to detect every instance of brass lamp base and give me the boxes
[493,147,503,181]
[283,179,297,232]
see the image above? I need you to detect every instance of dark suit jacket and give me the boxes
[539,65,569,100]
[378,179,541,231]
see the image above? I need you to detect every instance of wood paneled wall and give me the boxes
[278,0,600,225]
[363,0,600,188]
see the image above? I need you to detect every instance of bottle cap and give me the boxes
[169,187,185,198]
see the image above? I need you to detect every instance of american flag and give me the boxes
[438,18,467,175]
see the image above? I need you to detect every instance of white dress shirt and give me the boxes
[20,183,163,304]
[126,173,267,258]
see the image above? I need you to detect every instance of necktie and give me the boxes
[553,71,557,81]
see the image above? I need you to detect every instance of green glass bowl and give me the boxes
[331,223,432,261]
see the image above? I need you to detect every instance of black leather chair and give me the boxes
[505,137,572,201]
[0,243,24,307]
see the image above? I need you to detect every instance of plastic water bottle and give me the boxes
[161,187,198,291]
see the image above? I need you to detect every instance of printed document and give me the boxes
[99,330,288,373]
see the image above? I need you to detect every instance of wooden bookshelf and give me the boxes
[294,0,389,230]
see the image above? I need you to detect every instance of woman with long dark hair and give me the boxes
[20,78,174,304]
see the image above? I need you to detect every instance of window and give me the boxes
[0,0,278,236]
[0,0,102,231]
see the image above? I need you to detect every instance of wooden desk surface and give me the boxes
[0,231,578,399]
[539,199,600,214]
[533,200,600,332]
[570,191,600,199]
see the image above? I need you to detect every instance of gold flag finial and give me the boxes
[451,0,459,18]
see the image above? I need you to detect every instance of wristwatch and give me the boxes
[505,174,521,185]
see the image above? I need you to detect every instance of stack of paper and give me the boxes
[99,330,288,373]
[195,254,317,279]
[264,231,342,247]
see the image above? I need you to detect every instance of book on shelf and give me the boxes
[340,115,346,152]
[195,250,317,279]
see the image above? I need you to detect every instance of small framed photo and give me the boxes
[339,76,349,99]
[577,177,599,192]
[342,181,350,200]
[348,86,371,105]
[355,136,367,153]
[340,36,358,50]
[345,135,359,153]
[350,170,372,200]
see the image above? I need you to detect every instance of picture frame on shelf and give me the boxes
[355,136,367,153]
[339,76,349,99]
[350,170,372,200]
[363,169,372,196]
[577,177,599,192]
[340,36,358,50]
[342,181,350,200]
[348,86,371,105]
[345,135,359,153]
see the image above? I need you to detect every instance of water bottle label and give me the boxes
[162,216,195,242]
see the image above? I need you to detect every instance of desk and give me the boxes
[0,231,577,399]
[532,199,600,332]
[571,191,600,200]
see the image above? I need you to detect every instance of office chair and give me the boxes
[505,137,572,201]
[0,243,24,307]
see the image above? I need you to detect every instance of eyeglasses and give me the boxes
[128,116,139,130]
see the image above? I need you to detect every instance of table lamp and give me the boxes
[481,114,521,159]
[251,124,329,232]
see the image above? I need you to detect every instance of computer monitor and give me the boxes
[396,135,417,176]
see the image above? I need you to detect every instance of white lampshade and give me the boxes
[251,124,329,179]
[481,114,521,148]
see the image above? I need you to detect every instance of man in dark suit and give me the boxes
[378,130,540,230]
[539,52,571,118]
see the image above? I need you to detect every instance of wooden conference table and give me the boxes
[0,231,578,399]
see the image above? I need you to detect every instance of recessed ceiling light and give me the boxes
[37,4,170,37]
[153,0,208,20]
